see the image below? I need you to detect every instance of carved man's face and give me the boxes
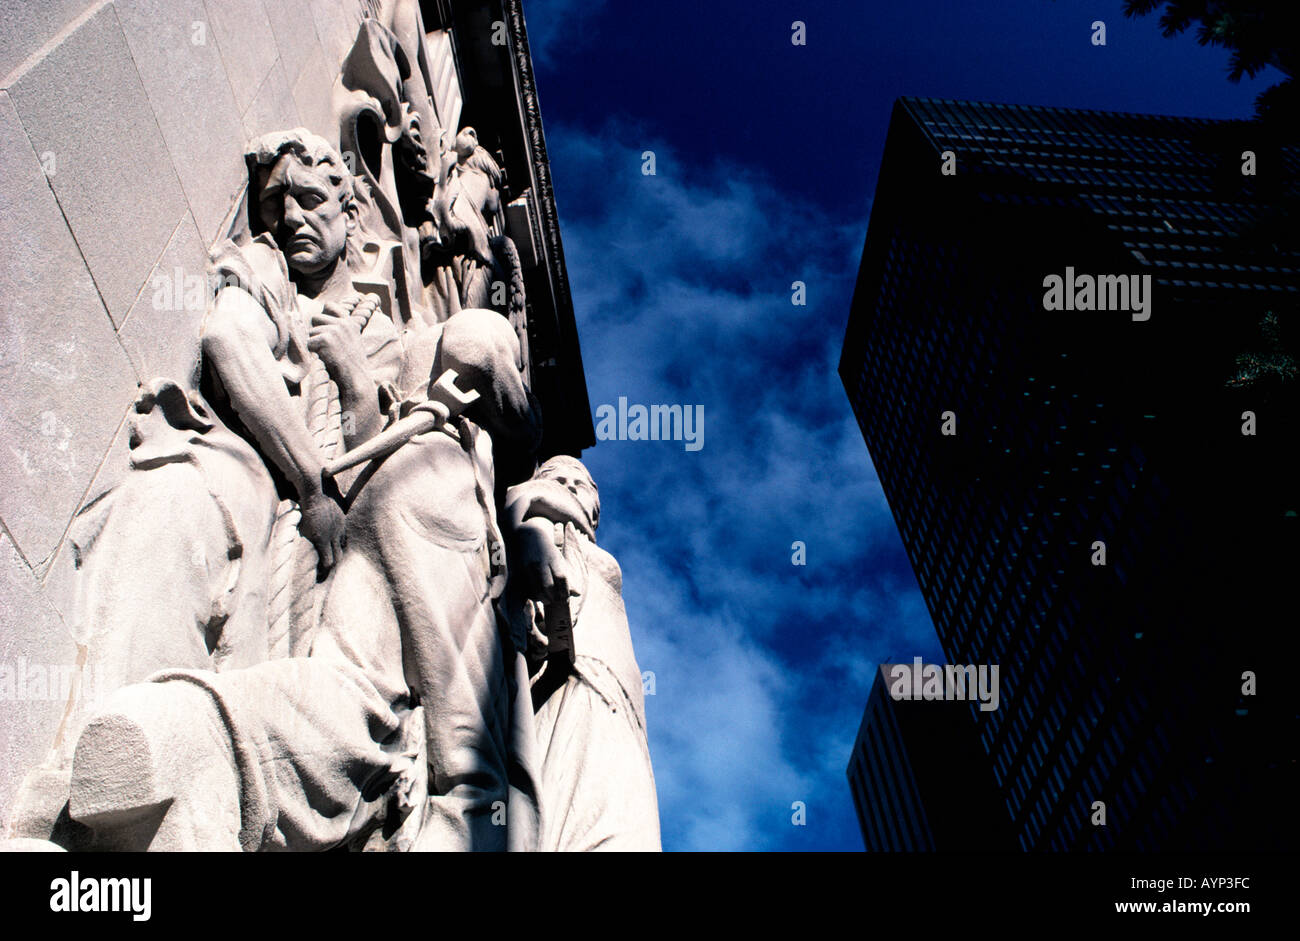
[539,462,599,532]
[257,155,352,275]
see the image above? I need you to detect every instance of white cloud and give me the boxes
[522,0,609,67]
[551,121,937,849]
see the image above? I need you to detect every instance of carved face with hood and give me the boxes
[537,456,601,533]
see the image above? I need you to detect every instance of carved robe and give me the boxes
[6,235,401,845]
[63,310,543,853]
[531,527,662,851]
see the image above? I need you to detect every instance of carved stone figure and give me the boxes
[6,129,401,844]
[334,15,440,326]
[3,7,659,854]
[56,132,544,852]
[504,456,662,850]
[63,320,542,852]
[332,13,523,330]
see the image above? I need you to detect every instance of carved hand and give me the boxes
[514,516,569,604]
[517,479,595,540]
[309,301,383,446]
[308,302,371,397]
[298,485,346,574]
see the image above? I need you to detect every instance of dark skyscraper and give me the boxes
[841,98,1297,851]
[848,663,1014,852]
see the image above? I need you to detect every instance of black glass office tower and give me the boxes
[848,664,1014,852]
[841,98,1298,851]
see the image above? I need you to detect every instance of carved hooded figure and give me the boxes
[503,456,662,851]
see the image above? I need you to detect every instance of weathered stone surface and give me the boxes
[6,4,187,327]
[204,0,278,115]
[0,90,139,567]
[68,681,242,850]
[0,531,77,832]
[114,0,247,243]
[0,0,95,85]
[117,213,207,389]
[38,411,133,625]
[263,0,323,89]
[242,59,303,141]
[309,0,369,71]
[0,838,64,851]
[291,47,338,141]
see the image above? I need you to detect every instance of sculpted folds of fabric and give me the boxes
[1,2,658,855]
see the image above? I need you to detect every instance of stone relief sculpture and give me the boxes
[4,11,658,853]
[504,456,661,851]
[332,4,525,332]
[334,14,439,326]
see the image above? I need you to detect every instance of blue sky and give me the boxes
[521,0,1276,850]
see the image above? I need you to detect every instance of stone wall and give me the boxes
[0,0,387,826]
